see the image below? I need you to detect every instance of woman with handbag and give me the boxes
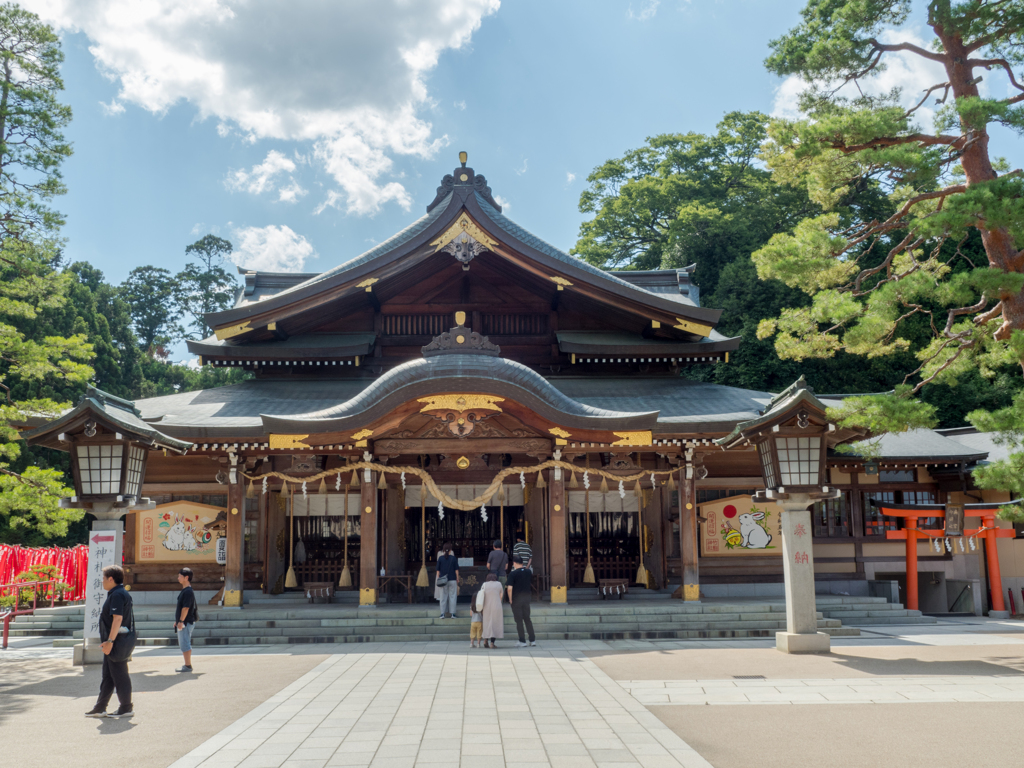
[436,542,460,619]
[85,565,136,719]
[480,573,504,648]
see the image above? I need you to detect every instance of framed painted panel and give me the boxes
[699,495,783,556]
[136,501,224,563]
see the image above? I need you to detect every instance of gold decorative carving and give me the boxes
[418,395,504,414]
[455,311,466,325]
[430,213,498,253]
[269,434,311,450]
[456,456,471,470]
[673,317,713,337]
[551,276,573,291]
[351,429,374,441]
[548,427,571,438]
[611,431,653,447]
[357,278,379,292]
[214,321,252,340]
[456,335,465,344]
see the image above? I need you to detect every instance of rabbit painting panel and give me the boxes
[182,524,198,551]
[163,516,186,551]
[738,511,772,549]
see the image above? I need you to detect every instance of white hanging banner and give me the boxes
[292,495,359,517]
[403,484,524,507]
[567,491,639,513]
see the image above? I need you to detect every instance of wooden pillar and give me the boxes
[983,514,1007,614]
[904,516,919,611]
[679,464,700,601]
[385,487,404,573]
[359,463,378,606]
[549,467,567,603]
[647,486,665,589]
[225,477,245,608]
[524,482,545,575]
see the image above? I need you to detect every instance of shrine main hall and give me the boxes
[27,156,1024,618]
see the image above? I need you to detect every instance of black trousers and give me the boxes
[96,653,132,710]
[511,598,535,643]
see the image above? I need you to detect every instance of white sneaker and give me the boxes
[530,641,537,646]
[515,641,528,648]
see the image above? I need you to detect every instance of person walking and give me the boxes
[513,533,533,571]
[507,555,536,647]
[480,574,504,648]
[85,565,135,718]
[175,567,198,673]
[436,542,460,619]
[486,539,509,589]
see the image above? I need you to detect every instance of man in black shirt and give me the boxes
[175,567,198,673]
[506,555,536,647]
[85,565,134,718]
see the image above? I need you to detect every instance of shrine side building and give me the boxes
[60,159,1024,612]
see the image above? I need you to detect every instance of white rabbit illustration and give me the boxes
[163,516,186,551]
[182,524,198,551]
[738,511,772,549]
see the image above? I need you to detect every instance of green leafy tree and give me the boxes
[753,0,1024,439]
[174,235,237,340]
[572,112,821,296]
[0,5,91,540]
[121,265,178,352]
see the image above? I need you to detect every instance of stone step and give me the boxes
[837,616,938,626]
[52,623,859,647]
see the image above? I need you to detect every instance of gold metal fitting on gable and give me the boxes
[456,456,471,470]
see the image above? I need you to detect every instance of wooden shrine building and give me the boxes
[25,155,1024,613]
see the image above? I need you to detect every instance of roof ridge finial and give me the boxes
[459,151,467,168]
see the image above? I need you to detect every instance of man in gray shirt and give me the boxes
[486,539,509,589]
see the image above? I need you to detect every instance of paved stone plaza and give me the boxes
[4,617,1024,768]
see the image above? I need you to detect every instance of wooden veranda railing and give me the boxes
[568,556,640,586]
[292,558,361,590]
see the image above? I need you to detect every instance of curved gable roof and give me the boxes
[204,161,724,335]
[260,353,659,434]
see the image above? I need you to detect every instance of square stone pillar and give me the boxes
[777,495,829,654]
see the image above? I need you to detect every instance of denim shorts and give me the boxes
[177,622,195,653]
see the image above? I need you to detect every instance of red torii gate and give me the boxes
[871,500,1017,613]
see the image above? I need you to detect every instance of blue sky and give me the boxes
[29,0,1024,361]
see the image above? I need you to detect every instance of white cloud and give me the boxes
[454,100,466,111]
[230,225,317,272]
[771,28,952,130]
[493,194,510,210]
[515,158,528,176]
[226,150,296,195]
[628,0,660,21]
[566,171,576,185]
[99,99,124,115]
[277,180,308,204]
[28,0,500,215]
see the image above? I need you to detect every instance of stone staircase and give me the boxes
[815,596,938,626]
[5,594,940,647]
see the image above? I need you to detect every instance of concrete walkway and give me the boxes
[167,643,712,768]
[5,616,1024,768]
